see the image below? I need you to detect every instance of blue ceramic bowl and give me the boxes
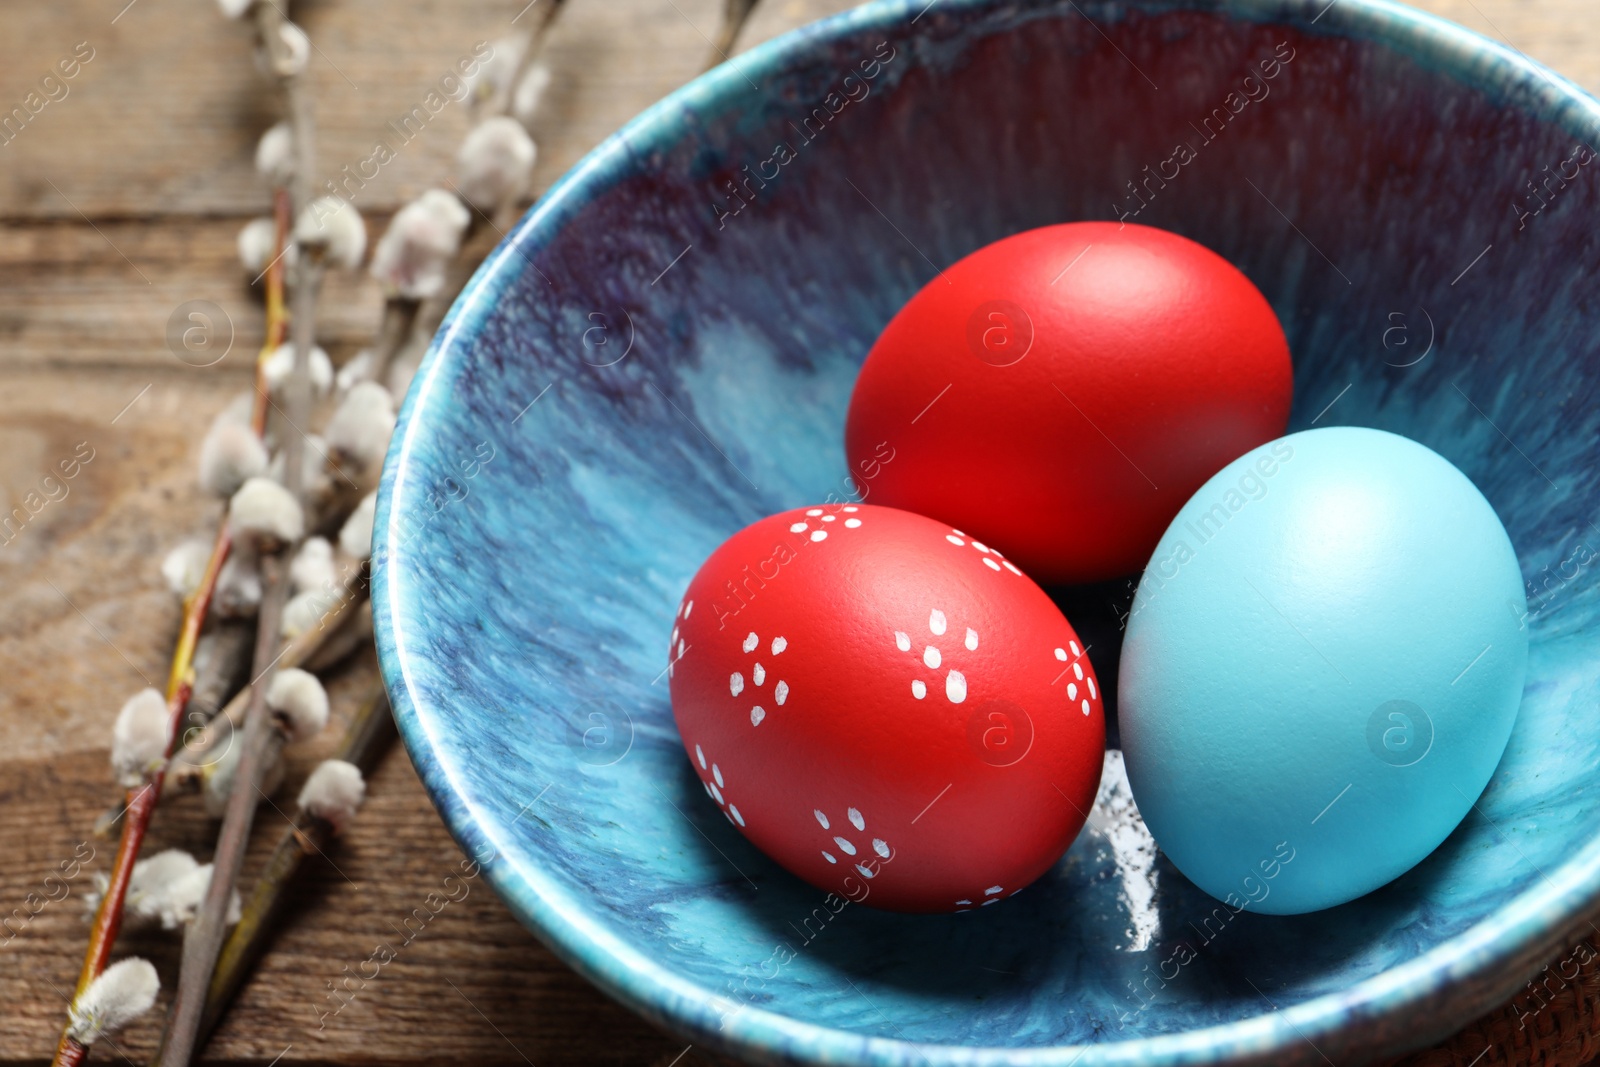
[373,1,1600,1063]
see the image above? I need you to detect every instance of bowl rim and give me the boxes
[374,1,1600,1063]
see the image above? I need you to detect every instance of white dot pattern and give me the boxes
[734,632,788,726]
[893,607,978,708]
[787,506,867,545]
[944,529,1022,576]
[814,806,891,883]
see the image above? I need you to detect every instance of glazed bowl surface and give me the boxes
[373,2,1600,1063]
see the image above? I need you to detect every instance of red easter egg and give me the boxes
[844,222,1292,584]
[667,503,1105,913]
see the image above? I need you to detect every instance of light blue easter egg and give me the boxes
[1118,427,1528,915]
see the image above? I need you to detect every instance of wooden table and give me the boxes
[2,1,1596,1063]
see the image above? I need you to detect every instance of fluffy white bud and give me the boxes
[335,350,375,397]
[295,196,367,271]
[266,668,328,742]
[325,382,396,473]
[298,759,366,831]
[228,476,304,547]
[339,491,377,560]
[512,63,553,128]
[268,433,333,503]
[281,588,331,639]
[255,121,295,187]
[258,21,310,77]
[238,217,275,274]
[67,958,159,1045]
[215,545,261,619]
[217,0,255,18]
[370,189,471,299]
[290,536,336,594]
[161,538,211,598]
[157,863,241,930]
[85,847,200,924]
[128,849,200,924]
[111,689,168,788]
[263,342,334,400]
[456,117,536,212]
[198,418,269,497]
[465,34,526,109]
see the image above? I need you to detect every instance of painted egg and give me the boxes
[1119,427,1529,915]
[844,221,1292,584]
[668,503,1105,912]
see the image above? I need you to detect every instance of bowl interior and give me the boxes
[375,2,1600,1063]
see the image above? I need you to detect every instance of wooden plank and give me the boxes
[0,0,739,221]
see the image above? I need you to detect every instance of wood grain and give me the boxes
[0,0,1596,1064]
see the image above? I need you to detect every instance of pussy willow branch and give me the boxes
[489,0,569,117]
[417,0,572,343]
[48,189,292,1067]
[163,570,369,792]
[194,682,396,1051]
[158,6,323,1064]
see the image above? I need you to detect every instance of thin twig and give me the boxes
[196,683,396,1048]
[47,159,293,1067]
[706,0,760,71]
[159,553,295,1067]
[489,0,569,117]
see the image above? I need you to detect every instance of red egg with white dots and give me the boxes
[844,221,1293,584]
[667,503,1105,913]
